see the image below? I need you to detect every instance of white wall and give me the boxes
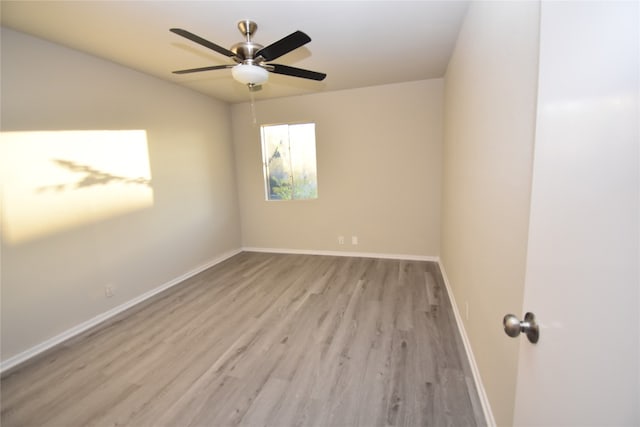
[0,28,241,363]
[232,80,443,257]
[514,1,639,425]
[440,2,540,425]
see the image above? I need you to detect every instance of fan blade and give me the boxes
[255,31,311,61]
[268,64,326,81]
[170,28,236,58]
[172,65,233,74]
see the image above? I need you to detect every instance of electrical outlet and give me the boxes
[338,236,345,245]
[105,285,114,298]
[352,236,358,245]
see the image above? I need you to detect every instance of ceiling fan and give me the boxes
[170,20,327,91]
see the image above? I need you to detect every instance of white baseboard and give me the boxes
[437,261,496,427]
[242,246,439,262]
[0,248,242,374]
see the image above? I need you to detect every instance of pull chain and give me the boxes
[249,85,257,125]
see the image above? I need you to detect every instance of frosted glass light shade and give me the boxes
[232,64,269,85]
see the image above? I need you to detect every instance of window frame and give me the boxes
[260,121,319,202]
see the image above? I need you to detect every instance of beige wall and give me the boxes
[440,2,540,426]
[0,28,241,362]
[232,80,443,257]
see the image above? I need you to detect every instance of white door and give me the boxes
[513,1,639,426]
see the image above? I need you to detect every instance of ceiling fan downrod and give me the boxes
[237,20,258,42]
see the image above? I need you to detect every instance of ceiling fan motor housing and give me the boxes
[231,42,264,63]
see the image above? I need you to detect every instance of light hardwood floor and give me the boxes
[1,252,485,426]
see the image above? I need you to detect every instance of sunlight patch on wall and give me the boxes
[1,130,153,245]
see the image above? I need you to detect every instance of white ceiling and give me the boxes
[1,1,469,104]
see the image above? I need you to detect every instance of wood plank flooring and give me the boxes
[1,252,485,426]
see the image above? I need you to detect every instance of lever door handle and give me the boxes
[503,312,539,343]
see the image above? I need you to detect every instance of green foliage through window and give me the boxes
[261,123,318,200]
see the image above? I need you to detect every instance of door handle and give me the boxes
[503,312,539,343]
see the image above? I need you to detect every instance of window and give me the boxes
[260,123,318,200]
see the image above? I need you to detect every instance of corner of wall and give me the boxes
[437,259,496,427]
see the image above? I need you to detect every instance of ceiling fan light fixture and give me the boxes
[232,64,269,85]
